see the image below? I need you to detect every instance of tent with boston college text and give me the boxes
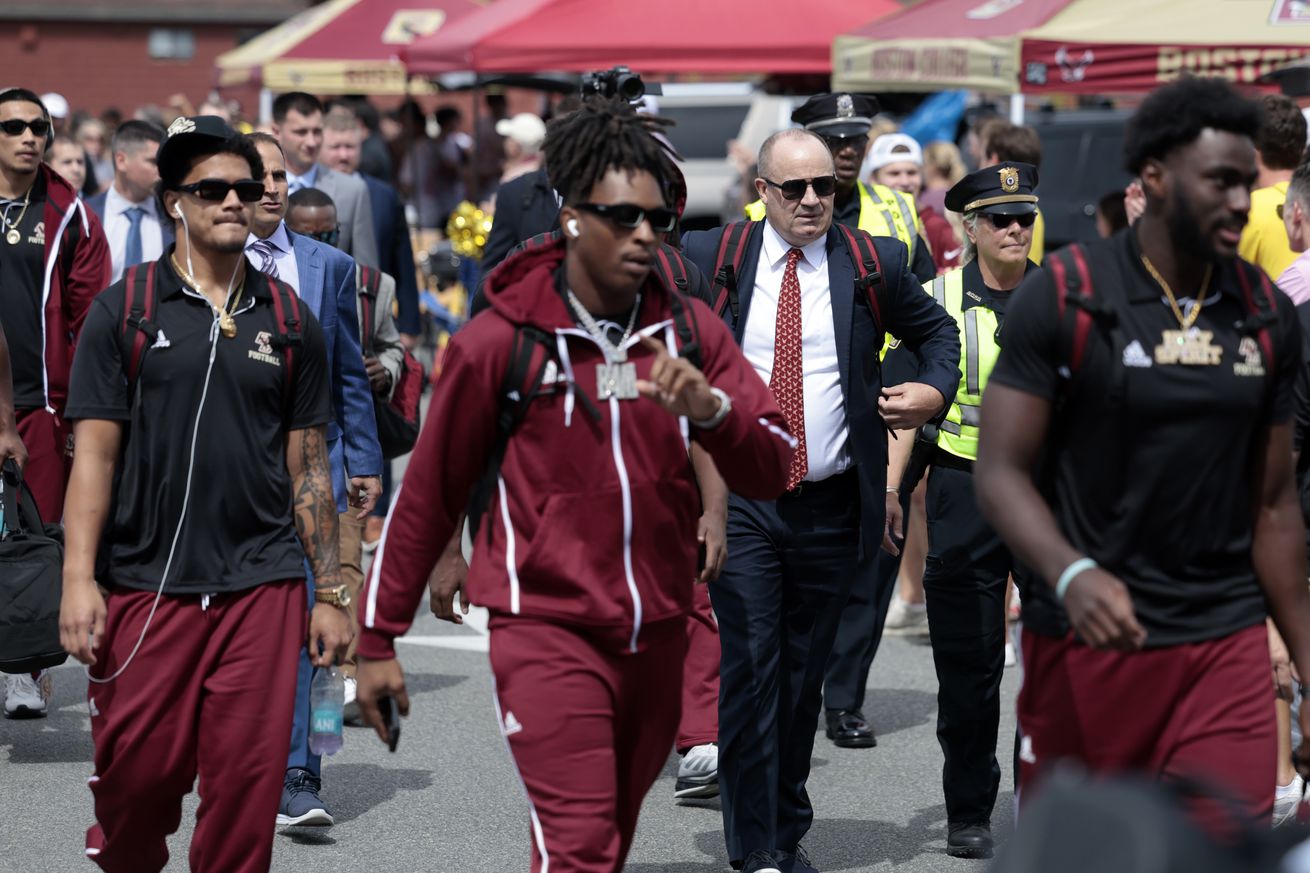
[832,0,1310,94]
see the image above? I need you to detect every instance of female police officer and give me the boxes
[897,163,1041,859]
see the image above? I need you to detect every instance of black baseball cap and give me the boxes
[156,115,239,186]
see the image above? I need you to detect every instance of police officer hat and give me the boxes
[791,93,880,139]
[945,162,1039,216]
[156,115,239,186]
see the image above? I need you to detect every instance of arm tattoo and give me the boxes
[292,426,343,588]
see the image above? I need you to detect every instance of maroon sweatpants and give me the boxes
[489,616,687,873]
[85,580,306,873]
[15,407,71,522]
[678,583,720,752]
[1017,622,1276,832]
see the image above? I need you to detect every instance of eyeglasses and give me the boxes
[173,179,266,203]
[0,118,51,138]
[821,134,868,154]
[304,226,341,247]
[762,175,838,201]
[575,202,678,233]
[982,212,1038,230]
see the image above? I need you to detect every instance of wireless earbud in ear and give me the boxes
[567,219,580,237]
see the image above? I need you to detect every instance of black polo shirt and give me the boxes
[66,252,332,595]
[991,228,1301,646]
[0,172,48,409]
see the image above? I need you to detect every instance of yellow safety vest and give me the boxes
[744,181,922,262]
[927,268,1001,462]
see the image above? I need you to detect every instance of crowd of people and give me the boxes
[4,70,1310,873]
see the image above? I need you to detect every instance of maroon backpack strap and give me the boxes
[121,262,158,387]
[1049,244,1097,375]
[1233,260,1278,373]
[834,224,885,329]
[266,277,302,398]
[710,220,753,320]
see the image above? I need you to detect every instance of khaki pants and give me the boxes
[338,512,365,677]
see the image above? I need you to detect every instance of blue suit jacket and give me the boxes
[362,174,421,335]
[288,230,383,512]
[682,222,960,557]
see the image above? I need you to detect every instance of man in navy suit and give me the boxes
[682,129,960,873]
[246,132,383,828]
[85,120,170,283]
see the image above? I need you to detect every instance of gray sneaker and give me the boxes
[674,742,719,799]
[276,769,334,827]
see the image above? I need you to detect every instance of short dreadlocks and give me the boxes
[543,97,679,206]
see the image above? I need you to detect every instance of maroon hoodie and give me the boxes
[360,238,794,657]
[36,164,112,413]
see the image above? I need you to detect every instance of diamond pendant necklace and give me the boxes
[566,290,642,400]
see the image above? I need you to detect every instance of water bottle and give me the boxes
[308,666,344,755]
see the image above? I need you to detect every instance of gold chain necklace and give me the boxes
[1,188,32,245]
[170,254,245,338]
[1141,254,1213,331]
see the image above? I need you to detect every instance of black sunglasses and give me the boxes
[0,118,51,138]
[763,175,838,201]
[821,134,868,153]
[174,179,266,203]
[575,202,677,233]
[983,211,1037,230]
[305,225,341,247]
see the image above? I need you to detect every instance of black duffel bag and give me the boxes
[0,460,67,674]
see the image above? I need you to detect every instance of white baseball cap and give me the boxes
[41,93,68,119]
[495,113,547,150]
[866,133,923,172]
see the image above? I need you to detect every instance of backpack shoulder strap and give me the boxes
[267,277,303,398]
[1233,259,1279,373]
[467,326,555,539]
[653,244,689,296]
[1047,243,1100,376]
[120,262,161,391]
[710,220,754,320]
[653,244,703,370]
[835,224,886,329]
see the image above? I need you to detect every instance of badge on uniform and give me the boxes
[1155,328,1223,366]
[596,362,638,400]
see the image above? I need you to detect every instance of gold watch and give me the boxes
[314,584,352,608]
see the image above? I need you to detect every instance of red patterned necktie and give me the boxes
[771,247,808,490]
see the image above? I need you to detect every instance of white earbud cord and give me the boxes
[87,210,241,685]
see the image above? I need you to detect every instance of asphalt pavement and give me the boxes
[0,603,1018,872]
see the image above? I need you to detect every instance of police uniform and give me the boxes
[916,164,1041,856]
[744,93,936,284]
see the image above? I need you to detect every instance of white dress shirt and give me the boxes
[244,222,301,294]
[104,186,164,284]
[741,222,849,482]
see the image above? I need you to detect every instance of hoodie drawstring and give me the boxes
[555,333,577,428]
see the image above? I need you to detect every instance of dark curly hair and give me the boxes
[1255,93,1307,171]
[543,96,679,206]
[1123,78,1262,175]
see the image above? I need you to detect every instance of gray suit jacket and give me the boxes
[315,164,379,269]
[355,266,405,399]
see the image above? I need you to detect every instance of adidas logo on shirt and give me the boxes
[1122,340,1153,368]
[503,710,523,736]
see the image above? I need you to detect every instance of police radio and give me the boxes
[580,66,661,103]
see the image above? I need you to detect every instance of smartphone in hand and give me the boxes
[377,695,401,753]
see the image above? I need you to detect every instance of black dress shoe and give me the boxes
[824,708,877,748]
[741,850,782,873]
[946,823,993,859]
[777,843,819,873]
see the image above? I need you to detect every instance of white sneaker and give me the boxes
[1004,642,1017,668]
[1275,774,1304,827]
[4,670,52,719]
[884,596,929,636]
[674,743,719,799]
[342,677,361,726]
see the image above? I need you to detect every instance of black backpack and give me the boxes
[0,460,67,674]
